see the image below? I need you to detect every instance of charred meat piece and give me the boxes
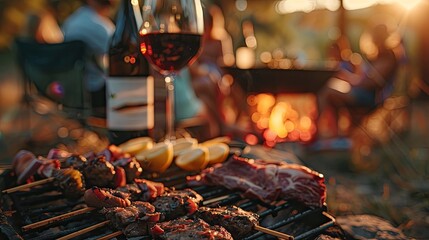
[100,201,160,232]
[134,178,165,202]
[116,183,142,201]
[61,155,87,171]
[196,205,259,239]
[84,187,131,208]
[116,179,165,202]
[83,156,116,188]
[152,189,203,221]
[124,220,153,238]
[52,168,85,199]
[112,157,143,183]
[151,218,233,240]
[188,155,326,208]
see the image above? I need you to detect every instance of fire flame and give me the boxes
[248,93,317,145]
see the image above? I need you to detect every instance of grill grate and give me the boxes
[1,161,336,240]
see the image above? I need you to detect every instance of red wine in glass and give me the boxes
[140,32,202,73]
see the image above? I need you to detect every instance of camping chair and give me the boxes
[14,38,90,122]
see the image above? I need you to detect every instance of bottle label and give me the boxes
[107,76,154,130]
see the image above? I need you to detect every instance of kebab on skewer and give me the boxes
[79,187,204,238]
[20,178,167,232]
[4,147,143,196]
[80,186,292,240]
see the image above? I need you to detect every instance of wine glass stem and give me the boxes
[165,75,175,142]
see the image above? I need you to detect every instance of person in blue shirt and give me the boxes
[62,0,115,118]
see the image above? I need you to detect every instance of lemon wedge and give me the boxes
[118,137,154,155]
[200,136,231,147]
[206,143,230,165]
[135,142,173,173]
[172,138,198,157]
[175,146,209,171]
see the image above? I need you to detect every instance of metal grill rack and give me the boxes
[1,165,336,240]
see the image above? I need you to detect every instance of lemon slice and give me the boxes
[172,138,198,157]
[175,146,209,171]
[200,136,231,147]
[118,137,154,155]
[207,143,230,165]
[135,142,173,173]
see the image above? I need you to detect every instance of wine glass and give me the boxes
[139,0,204,142]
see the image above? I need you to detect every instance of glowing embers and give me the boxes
[248,93,318,146]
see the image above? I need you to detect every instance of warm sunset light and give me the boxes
[344,0,422,10]
[274,0,421,13]
[275,0,340,14]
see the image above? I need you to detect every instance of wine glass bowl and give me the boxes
[139,0,204,141]
[140,32,203,74]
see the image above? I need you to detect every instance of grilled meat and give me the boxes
[52,168,85,199]
[61,155,87,171]
[188,155,326,208]
[151,218,233,240]
[116,183,142,201]
[152,189,203,221]
[134,178,165,202]
[123,220,153,238]
[83,156,116,188]
[112,157,142,183]
[116,179,165,202]
[196,205,259,239]
[84,187,131,208]
[100,201,160,232]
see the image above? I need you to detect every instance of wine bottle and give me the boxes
[107,0,154,145]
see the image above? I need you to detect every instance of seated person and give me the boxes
[317,24,400,138]
[61,0,115,118]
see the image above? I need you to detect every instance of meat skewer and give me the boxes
[196,205,294,240]
[22,179,164,231]
[52,187,205,239]
[5,146,143,194]
[3,167,87,200]
[58,188,162,239]
[83,189,292,240]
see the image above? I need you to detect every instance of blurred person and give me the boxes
[61,0,115,118]
[187,4,262,142]
[317,23,400,139]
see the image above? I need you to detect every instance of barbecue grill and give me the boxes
[0,145,341,240]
